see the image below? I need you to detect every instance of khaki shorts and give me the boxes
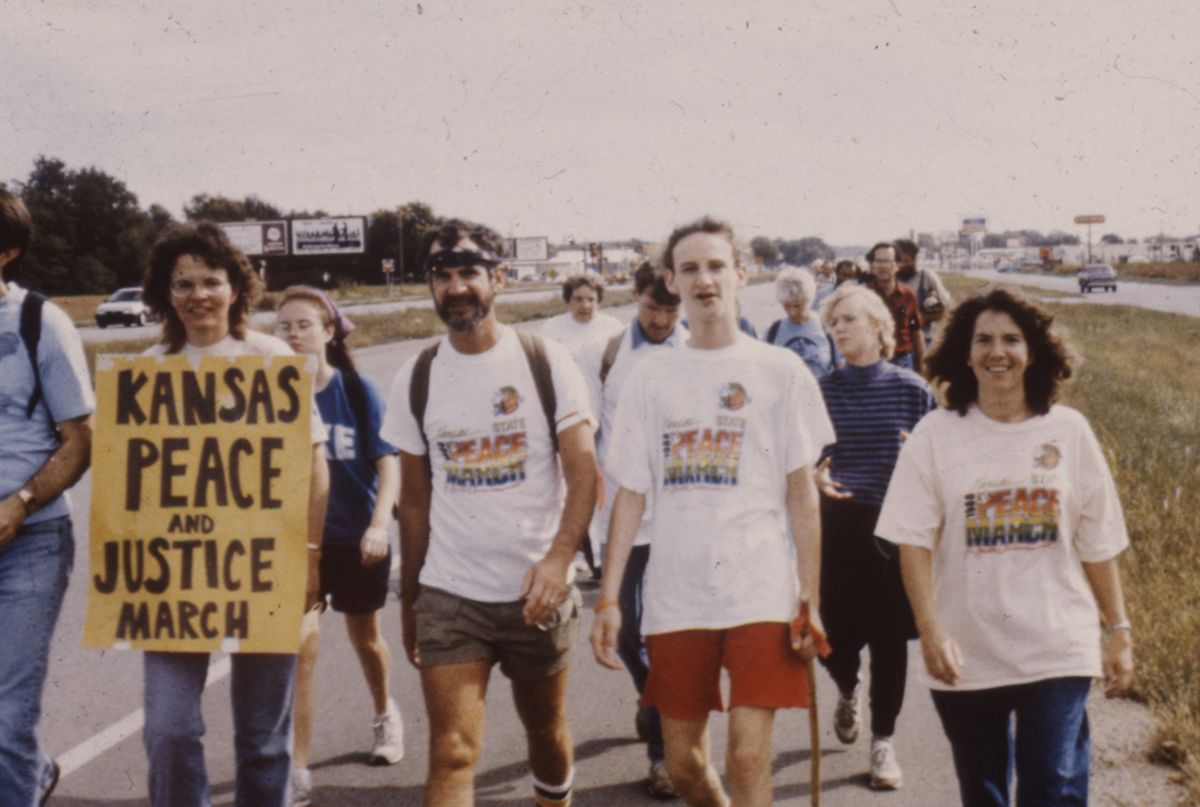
[414,585,580,681]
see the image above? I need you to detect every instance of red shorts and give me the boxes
[643,622,812,721]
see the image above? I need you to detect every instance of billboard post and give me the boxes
[1074,215,1105,263]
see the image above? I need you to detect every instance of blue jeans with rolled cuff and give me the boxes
[0,516,74,807]
[931,676,1091,807]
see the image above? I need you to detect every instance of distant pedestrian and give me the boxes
[0,188,94,807]
[878,289,1134,806]
[541,273,623,361]
[893,239,950,348]
[814,284,937,790]
[383,219,597,807]
[865,242,924,372]
[275,287,404,807]
[763,267,837,381]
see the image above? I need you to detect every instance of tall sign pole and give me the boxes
[1074,215,1105,263]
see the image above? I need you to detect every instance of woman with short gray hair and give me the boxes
[763,267,837,380]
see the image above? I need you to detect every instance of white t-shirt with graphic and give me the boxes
[577,324,688,549]
[540,311,624,362]
[606,334,834,634]
[876,405,1128,691]
[382,327,594,602]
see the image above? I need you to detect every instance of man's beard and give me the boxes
[436,291,490,333]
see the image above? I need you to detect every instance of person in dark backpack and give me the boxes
[381,219,597,807]
[0,188,94,806]
[275,287,403,806]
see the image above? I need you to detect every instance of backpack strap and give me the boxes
[516,330,559,453]
[20,291,47,420]
[766,319,781,345]
[598,330,625,384]
[409,341,441,457]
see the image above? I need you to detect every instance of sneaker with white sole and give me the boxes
[869,736,903,790]
[646,760,678,800]
[290,766,313,807]
[834,685,862,745]
[371,698,405,765]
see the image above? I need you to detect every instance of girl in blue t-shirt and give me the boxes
[275,287,403,805]
[763,267,838,380]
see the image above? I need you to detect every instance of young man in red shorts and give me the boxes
[591,217,834,807]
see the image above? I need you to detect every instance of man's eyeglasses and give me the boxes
[170,278,230,297]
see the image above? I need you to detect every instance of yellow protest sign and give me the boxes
[84,354,315,653]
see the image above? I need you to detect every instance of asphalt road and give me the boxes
[40,280,1180,805]
[962,268,1200,318]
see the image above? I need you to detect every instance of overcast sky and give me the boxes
[4,0,1198,245]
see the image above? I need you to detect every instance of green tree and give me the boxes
[183,193,282,223]
[777,237,833,267]
[1100,233,1124,244]
[15,156,167,294]
[750,236,781,266]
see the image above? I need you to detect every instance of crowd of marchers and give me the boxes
[0,189,1133,807]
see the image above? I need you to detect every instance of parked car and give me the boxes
[95,287,156,327]
[1077,264,1118,293]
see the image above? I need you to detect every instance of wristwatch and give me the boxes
[16,488,37,515]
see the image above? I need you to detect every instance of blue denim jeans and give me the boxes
[143,651,297,807]
[931,677,1091,807]
[617,545,664,763]
[0,516,74,807]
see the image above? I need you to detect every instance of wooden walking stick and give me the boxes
[793,599,830,807]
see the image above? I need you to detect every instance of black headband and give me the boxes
[424,249,502,274]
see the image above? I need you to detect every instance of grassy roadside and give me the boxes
[945,273,1200,796]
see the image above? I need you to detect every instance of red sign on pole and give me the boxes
[1073,215,1105,224]
[382,258,395,274]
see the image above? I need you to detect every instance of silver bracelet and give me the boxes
[1107,619,1132,632]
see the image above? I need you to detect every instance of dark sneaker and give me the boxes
[646,760,678,800]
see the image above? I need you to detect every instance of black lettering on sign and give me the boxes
[116,370,148,425]
[220,368,247,422]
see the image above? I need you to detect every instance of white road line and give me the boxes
[57,655,233,778]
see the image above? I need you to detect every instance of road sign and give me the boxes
[961,217,987,234]
[1074,215,1106,224]
[382,258,395,274]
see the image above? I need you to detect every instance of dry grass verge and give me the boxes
[946,273,1200,798]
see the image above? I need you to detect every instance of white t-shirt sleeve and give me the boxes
[876,417,943,549]
[545,338,595,434]
[380,356,426,456]
[605,361,654,494]
[1072,415,1129,562]
[575,336,606,436]
[783,358,835,472]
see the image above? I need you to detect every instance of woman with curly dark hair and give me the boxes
[876,288,1134,806]
[138,223,328,807]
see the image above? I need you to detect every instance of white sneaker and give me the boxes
[834,685,861,744]
[290,767,313,807]
[870,736,903,790]
[371,698,405,765]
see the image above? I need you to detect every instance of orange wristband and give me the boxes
[593,599,619,613]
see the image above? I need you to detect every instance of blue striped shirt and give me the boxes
[818,361,937,506]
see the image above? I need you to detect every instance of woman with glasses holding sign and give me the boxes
[140,222,329,807]
[275,287,404,807]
